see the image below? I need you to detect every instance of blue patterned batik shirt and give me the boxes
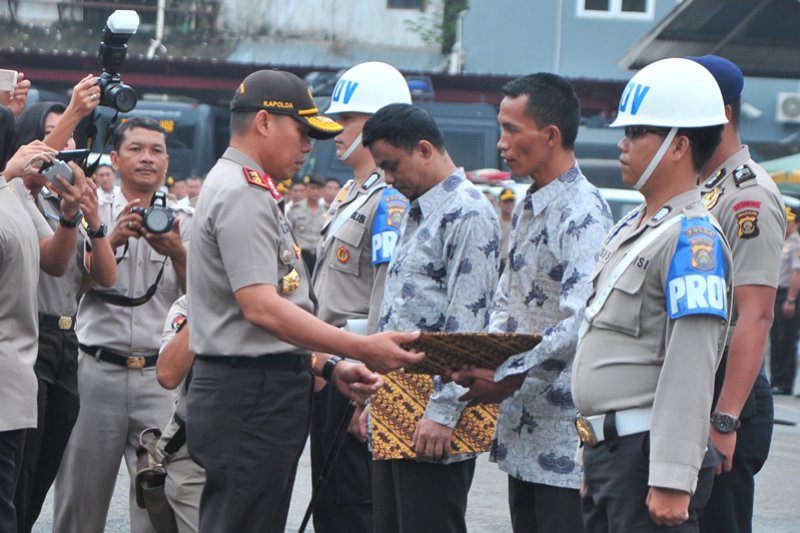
[378,169,501,449]
[489,165,612,488]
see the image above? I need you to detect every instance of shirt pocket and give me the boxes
[594,267,646,337]
[329,219,364,277]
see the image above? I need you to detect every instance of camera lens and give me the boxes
[145,210,171,233]
[106,83,137,113]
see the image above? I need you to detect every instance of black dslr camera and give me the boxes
[97,10,139,113]
[132,192,175,234]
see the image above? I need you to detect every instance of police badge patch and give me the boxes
[736,210,759,239]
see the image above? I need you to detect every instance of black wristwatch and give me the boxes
[59,209,84,229]
[86,222,108,239]
[710,411,741,434]
[322,355,343,382]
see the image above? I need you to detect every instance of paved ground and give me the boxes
[32,393,800,532]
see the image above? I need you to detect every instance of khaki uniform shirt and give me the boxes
[188,147,313,356]
[312,172,407,332]
[778,232,800,288]
[76,191,191,353]
[573,189,733,494]
[35,189,89,316]
[286,199,325,252]
[701,146,785,337]
[0,177,51,431]
[155,295,188,460]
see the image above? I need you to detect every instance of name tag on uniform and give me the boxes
[666,217,727,320]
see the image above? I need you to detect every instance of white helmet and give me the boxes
[326,61,412,115]
[611,57,728,128]
[611,58,728,190]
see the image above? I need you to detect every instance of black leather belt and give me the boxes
[196,351,310,372]
[39,313,76,331]
[79,344,158,369]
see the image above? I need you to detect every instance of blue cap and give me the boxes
[686,55,743,105]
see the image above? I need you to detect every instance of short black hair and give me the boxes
[728,99,741,130]
[112,116,166,152]
[502,73,581,150]
[362,103,445,153]
[678,125,724,172]
[230,110,258,136]
[12,101,67,155]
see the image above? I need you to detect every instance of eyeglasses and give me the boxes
[623,126,669,139]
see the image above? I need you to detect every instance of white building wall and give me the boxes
[220,0,442,47]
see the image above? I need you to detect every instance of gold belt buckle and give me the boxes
[127,356,146,369]
[58,316,73,330]
[575,416,598,446]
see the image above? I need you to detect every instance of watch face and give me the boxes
[713,413,737,433]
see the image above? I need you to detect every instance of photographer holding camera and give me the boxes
[53,116,192,533]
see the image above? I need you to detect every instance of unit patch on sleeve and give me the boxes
[666,217,728,320]
[371,188,409,265]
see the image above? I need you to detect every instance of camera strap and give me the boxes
[90,251,168,307]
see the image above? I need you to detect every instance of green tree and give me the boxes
[405,0,469,53]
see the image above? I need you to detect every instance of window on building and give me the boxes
[577,0,654,19]
[388,0,424,9]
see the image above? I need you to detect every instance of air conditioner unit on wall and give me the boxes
[777,93,800,123]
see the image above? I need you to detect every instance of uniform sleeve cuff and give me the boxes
[648,461,698,494]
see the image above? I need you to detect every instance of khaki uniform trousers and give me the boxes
[165,443,205,533]
[53,352,174,533]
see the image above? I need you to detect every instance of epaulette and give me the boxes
[361,171,381,191]
[703,167,726,189]
[733,164,757,188]
[243,166,282,200]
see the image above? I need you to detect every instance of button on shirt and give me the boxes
[188,147,313,357]
[372,170,500,461]
[573,190,733,493]
[489,167,612,488]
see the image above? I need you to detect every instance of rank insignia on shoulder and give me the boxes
[703,168,726,189]
[242,166,282,200]
[361,172,381,191]
[337,245,350,264]
[733,164,756,187]
[280,268,301,295]
[702,187,724,211]
[651,206,671,223]
[736,210,759,239]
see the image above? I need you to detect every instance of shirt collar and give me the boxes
[222,146,265,174]
[414,168,466,219]
[703,145,751,188]
[527,164,581,216]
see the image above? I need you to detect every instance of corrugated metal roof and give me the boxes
[228,38,447,72]
[619,0,800,78]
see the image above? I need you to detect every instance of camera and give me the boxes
[97,10,140,113]
[131,192,175,234]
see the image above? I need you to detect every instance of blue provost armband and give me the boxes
[371,188,408,265]
[666,217,728,320]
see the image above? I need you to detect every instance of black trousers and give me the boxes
[15,326,80,533]
[310,384,372,533]
[0,430,26,533]
[699,371,773,533]
[508,475,584,533]
[769,287,800,392]
[581,432,716,533]
[186,356,313,533]
[301,249,317,277]
[372,457,476,533]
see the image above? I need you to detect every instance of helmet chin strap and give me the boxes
[633,127,677,191]
[338,132,363,162]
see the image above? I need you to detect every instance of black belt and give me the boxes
[196,351,310,372]
[39,313,76,331]
[79,344,158,369]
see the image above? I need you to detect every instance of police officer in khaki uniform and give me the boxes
[0,137,85,533]
[573,58,733,531]
[310,61,411,533]
[770,202,800,395]
[185,69,422,533]
[11,97,117,533]
[54,117,192,533]
[688,56,786,533]
[286,172,326,274]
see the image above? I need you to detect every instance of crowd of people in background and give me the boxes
[0,51,795,533]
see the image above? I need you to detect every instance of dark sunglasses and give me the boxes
[623,126,669,139]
